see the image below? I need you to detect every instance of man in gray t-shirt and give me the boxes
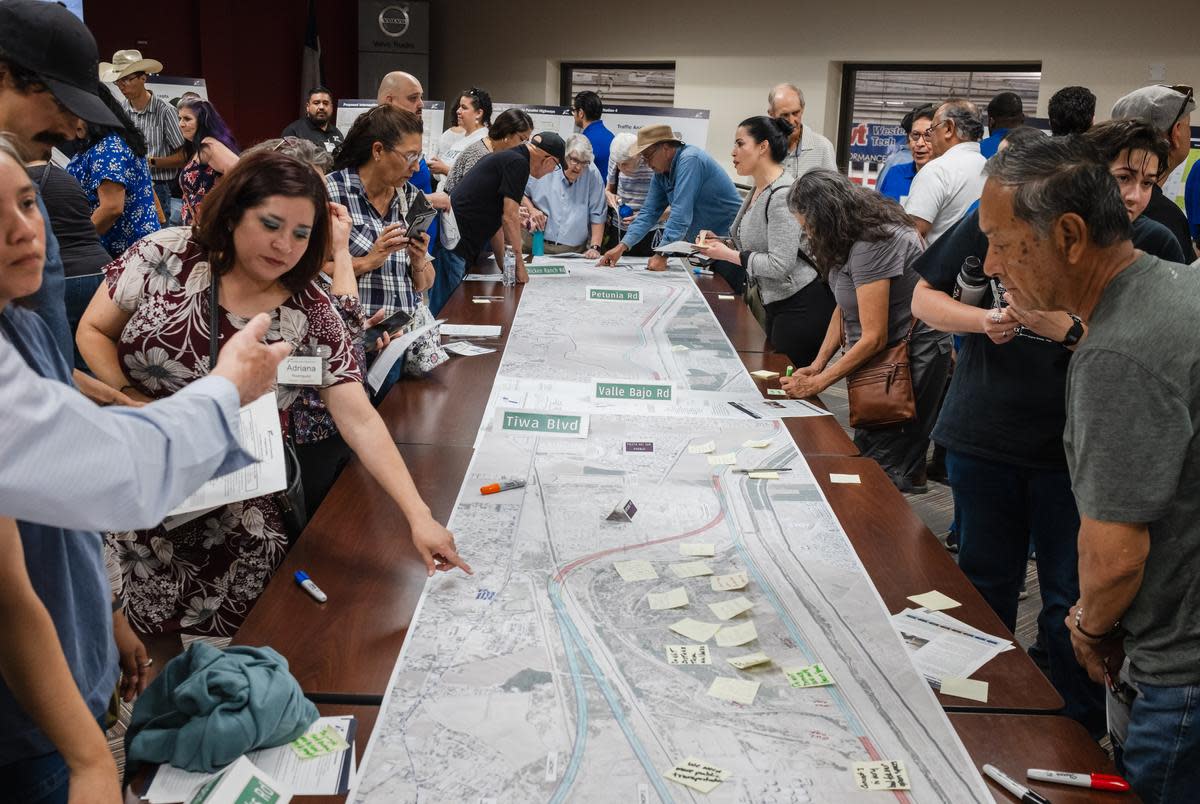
[980,136,1200,803]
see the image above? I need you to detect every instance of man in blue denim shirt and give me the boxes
[599,124,741,271]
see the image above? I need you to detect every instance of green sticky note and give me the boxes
[290,725,349,760]
[785,663,834,688]
[767,388,787,397]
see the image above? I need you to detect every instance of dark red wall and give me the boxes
[86,0,358,148]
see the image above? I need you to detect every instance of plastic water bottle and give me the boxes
[618,204,633,220]
[502,250,516,287]
[531,230,545,257]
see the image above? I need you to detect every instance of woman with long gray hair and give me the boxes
[780,169,951,493]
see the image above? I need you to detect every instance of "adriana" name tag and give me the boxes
[276,355,324,386]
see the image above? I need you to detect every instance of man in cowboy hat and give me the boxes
[599,124,740,271]
[101,48,186,223]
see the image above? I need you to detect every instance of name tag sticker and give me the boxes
[277,355,324,386]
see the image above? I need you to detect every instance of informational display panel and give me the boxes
[494,103,710,149]
[336,100,445,158]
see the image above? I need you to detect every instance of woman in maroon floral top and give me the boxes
[78,152,471,668]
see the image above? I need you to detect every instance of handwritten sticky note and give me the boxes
[670,561,714,578]
[665,644,711,665]
[750,370,779,380]
[680,542,716,557]
[290,725,350,760]
[743,439,772,448]
[785,663,834,688]
[748,471,779,480]
[688,440,716,455]
[711,571,749,591]
[708,676,760,705]
[671,344,689,352]
[669,618,722,643]
[727,651,772,670]
[718,294,736,301]
[708,596,754,621]
[829,473,861,484]
[471,298,492,304]
[614,560,658,582]
[940,676,989,702]
[767,388,787,397]
[853,760,910,791]
[715,620,758,647]
[707,453,737,466]
[647,587,690,610]
[663,757,730,793]
[907,590,961,611]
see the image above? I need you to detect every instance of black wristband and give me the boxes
[739,250,752,268]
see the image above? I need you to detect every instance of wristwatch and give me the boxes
[148,156,157,168]
[589,243,602,250]
[1062,315,1084,347]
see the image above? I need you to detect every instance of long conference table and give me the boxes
[222,266,1135,803]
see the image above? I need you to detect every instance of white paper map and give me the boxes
[350,259,990,803]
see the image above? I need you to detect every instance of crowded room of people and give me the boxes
[2,0,1198,801]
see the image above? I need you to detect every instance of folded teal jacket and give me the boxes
[125,642,318,773]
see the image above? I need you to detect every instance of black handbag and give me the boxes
[208,277,308,538]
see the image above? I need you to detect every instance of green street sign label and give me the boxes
[499,410,589,438]
[586,286,641,303]
[526,263,569,276]
[594,380,674,402]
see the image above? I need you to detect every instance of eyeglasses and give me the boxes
[1167,84,1194,132]
[114,72,146,86]
[566,155,591,168]
[395,148,422,167]
[917,119,949,141]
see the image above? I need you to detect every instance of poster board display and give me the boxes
[494,102,711,150]
[336,99,444,157]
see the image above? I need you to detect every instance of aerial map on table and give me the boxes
[350,260,990,803]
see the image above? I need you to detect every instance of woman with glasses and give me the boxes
[521,134,607,258]
[435,87,492,174]
[176,98,239,225]
[878,105,935,204]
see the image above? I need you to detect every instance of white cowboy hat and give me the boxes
[98,49,164,83]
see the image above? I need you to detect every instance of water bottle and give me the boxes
[532,230,545,257]
[952,256,989,307]
[502,250,516,287]
[618,204,633,220]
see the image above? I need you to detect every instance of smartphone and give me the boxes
[404,194,437,240]
[363,309,413,352]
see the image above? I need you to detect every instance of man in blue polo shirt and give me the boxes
[979,91,1025,158]
[572,90,615,183]
[598,125,741,271]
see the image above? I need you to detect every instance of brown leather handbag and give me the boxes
[844,319,918,430]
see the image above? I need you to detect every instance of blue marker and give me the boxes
[294,570,327,603]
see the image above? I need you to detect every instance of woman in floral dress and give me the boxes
[177,98,239,225]
[77,151,471,669]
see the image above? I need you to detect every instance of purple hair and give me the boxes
[181,99,240,156]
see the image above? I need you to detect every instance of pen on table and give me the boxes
[294,570,327,603]
[1027,769,1130,792]
[983,764,1051,804]
[480,479,527,495]
[732,468,793,473]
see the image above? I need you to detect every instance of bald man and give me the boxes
[767,83,836,179]
[377,71,450,179]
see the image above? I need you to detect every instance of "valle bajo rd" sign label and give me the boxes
[593,379,674,402]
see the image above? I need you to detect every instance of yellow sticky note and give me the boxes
[785,663,834,688]
[707,676,760,705]
[663,757,730,793]
[727,651,771,670]
[707,453,737,466]
[743,439,772,448]
[853,760,910,791]
[472,298,492,304]
[670,561,714,579]
[708,596,754,621]
[665,644,711,665]
[671,344,689,352]
[613,560,657,582]
[647,587,689,610]
[711,572,749,592]
[668,618,722,643]
[907,590,961,611]
[715,620,758,647]
[939,676,989,702]
[750,370,779,380]
[829,473,861,484]
[718,294,736,300]
[680,542,716,557]
[748,471,779,480]
[688,440,716,454]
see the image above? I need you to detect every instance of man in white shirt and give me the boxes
[768,83,837,179]
[904,99,986,243]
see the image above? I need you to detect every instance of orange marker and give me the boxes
[480,480,527,495]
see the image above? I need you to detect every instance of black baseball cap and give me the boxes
[0,0,120,127]
[530,131,566,165]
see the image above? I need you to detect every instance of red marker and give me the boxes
[480,480,526,495]
[1027,769,1131,792]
